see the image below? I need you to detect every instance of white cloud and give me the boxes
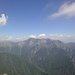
[29,35,37,38]
[0,34,75,42]
[0,14,8,26]
[49,34,75,42]
[7,36,13,40]
[29,34,46,39]
[0,36,25,42]
[38,34,46,38]
[48,2,75,18]
[49,34,64,39]
[29,34,75,42]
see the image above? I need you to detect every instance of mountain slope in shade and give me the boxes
[67,43,75,61]
[0,52,48,75]
[32,47,75,75]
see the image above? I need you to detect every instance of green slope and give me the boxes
[0,52,48,75]
[32,47,75,75]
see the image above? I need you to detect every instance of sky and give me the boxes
[0,0,75,42]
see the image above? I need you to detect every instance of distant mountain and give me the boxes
[0,38,75,75]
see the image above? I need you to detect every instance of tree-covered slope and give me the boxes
[32,47,75,75]
[0,52,48,75]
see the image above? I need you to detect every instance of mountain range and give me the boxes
[0,38,75,75]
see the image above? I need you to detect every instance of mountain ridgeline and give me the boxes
[0,38,75,75]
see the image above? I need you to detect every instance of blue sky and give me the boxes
[0,0,75,42]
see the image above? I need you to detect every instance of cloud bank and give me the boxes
[29,34,46,39]
[38,34,46,38]
[0,34,75,42]
[48,2,75,18]
[0,14,8,26]
[29,34,75,42]
[49,34,75,42]
[29,35,37,38]
[0,36,25,42]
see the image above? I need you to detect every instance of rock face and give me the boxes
[0,38,75,75]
